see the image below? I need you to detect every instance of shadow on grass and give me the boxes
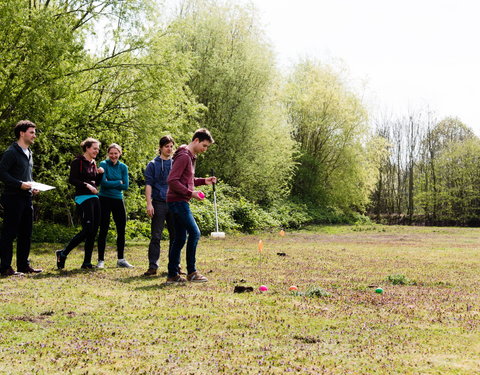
[134,283,180,291]
[28,268,99,279]
[115,271,168,284]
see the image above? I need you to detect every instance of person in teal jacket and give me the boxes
[97,143,133,269]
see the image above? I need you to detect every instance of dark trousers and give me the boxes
[98,196,126,260]
[0,194,33,272]
[148,200,175,269]
[167,201,201,277]
[63,198,100,265]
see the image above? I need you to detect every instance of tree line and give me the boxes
[1,0,477,233]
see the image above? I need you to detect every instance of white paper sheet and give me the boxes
[30,181,56,191]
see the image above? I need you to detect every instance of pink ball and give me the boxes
[198,191,205,199]
[259,285,268,292]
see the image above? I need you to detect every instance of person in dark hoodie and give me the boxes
[143,135,176,276]
[166,128,216,284]
[0,120,42,276]
[56,138,104,270]
[97,143,133,269]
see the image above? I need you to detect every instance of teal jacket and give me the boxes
[98,159,129,200]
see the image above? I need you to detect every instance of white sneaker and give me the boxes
[117,259,134,268]
[96,261,105,269]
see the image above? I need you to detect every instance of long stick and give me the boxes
[211,168,219,233]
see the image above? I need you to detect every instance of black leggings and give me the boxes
[63,198,100,265]
[97,196,126,260]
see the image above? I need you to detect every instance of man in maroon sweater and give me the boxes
[166,128,216,283]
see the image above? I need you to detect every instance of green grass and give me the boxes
[1,225,480,374]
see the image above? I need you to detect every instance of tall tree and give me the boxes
[285,60,378,212]
[167,0,297,203]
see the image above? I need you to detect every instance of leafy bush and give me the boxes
[267,199,311,229]
[32,222,79,243]
[124,220,151,242]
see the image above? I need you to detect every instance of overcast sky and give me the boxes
[243,0,480,133]
[160,0,480,133]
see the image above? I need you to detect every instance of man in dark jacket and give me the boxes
[0,120,42,276]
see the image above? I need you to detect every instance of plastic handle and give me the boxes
[211,168,216,192]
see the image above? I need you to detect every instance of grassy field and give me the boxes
[1,225,480,374]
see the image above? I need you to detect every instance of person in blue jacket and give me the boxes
[143,135,176,276]
[96,143,133,269]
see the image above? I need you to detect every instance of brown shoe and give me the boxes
[18,266,43,274]
[166,274,187,284]
[1,267,24,277]
[187,271,208,283]
[178,266,186,276]
[143,268,157,276]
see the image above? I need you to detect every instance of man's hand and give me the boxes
[192,191,205,200]
[20,182,32,190]
[146,203,154,218]
[32,189,40,196]
[97,167,104,174]
[205,176,217,185]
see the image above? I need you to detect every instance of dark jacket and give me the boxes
[69,155,103,196]
[145,156,172,202]
[166,146,205,203]
[0,142,33,196]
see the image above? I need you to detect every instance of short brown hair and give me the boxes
[14,120,36,139]
[159,135,175,148]
[192,128,214,144]
[80,137,101,152]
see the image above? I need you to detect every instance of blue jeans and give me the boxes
[167,201,200,277]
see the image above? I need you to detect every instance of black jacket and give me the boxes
[0,142,33,196]
[69,155,103,196]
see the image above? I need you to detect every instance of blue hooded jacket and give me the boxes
[145,156,172,202]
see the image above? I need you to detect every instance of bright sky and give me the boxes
[245,0,480,133]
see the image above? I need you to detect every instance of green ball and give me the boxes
[375,288,383,294]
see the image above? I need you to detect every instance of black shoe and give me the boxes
[56,250,66,269]
[1,266,24,277]
[18,266,43,274]
[81,263,94,269]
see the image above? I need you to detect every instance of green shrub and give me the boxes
[386,274,416,285]
[267,199,311,229]
[32,221,79,243]
[124,219,151,241]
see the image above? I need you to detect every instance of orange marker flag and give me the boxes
[258,240,264,252]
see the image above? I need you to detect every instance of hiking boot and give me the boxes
[143,268,157,276]
[1,267,24,277]
[81,263,94,269]
[96,260,105,269]
[117,259,134,268]
[187,271,208,283]
[166,274,187,284]
[56,250,67,269]
[18,266,43,274]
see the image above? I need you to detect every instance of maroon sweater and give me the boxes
[167,146,206,202]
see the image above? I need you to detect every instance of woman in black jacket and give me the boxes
[56,138,104,269]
